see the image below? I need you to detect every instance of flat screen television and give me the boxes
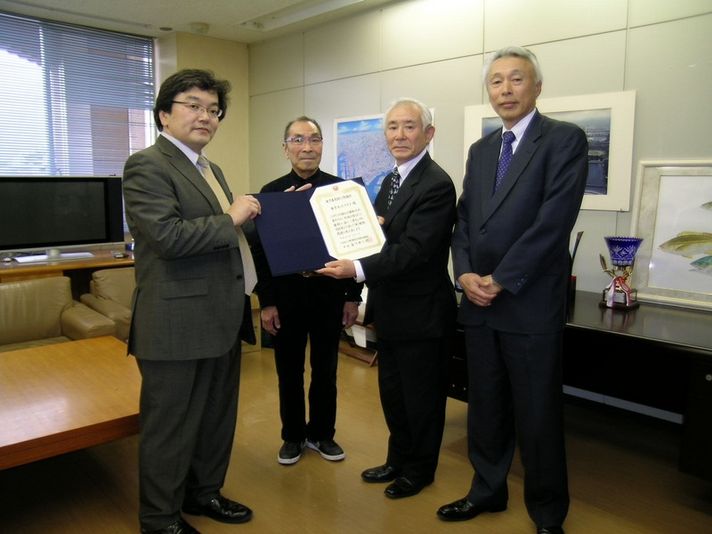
[0,176,125,254]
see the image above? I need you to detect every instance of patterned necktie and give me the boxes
[386,167,400,210]
[197,155,257,294]
[494,130,516,193]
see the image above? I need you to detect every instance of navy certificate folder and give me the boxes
[252,178,366,277]
[252,188,331,276]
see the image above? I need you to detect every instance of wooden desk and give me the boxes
[0,336,141,470]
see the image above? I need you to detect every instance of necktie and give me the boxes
[197,155,257,294]
[494,131,516,193]
[386,167,400,210]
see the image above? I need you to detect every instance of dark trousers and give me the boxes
[136,344,241,530]
[376,336,449,486]
[273,296,343,442]
[464,325,569,528]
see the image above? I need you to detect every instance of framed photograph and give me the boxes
[630,161,712,310]
[463,91,636,211]
[334,110,435,203]
[334,114,392,203]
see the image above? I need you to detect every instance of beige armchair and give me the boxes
[80,267,135,341]
[0,276,116,353]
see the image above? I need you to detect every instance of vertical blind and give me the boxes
[0,12,155,177]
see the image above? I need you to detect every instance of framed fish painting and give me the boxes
[631,161,712,310]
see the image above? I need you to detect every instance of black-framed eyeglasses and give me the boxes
[172,100,223,119]
[285,135,323,146]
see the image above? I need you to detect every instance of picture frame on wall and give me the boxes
[463,90,636,211]
[630,161,712,310]
[334,114,392,203]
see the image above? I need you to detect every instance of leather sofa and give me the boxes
[80,267,135,341]
[0,276,116,353]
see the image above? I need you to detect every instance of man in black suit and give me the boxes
[319,98,456,499]
[252,116,362,466]
[123,69,259,533]
[437,47,588,534]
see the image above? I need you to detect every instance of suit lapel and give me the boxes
[156,136,225,214]
[381,153,430,233]
[483,113,543,222]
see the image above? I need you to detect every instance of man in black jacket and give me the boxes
[253,116,362,466]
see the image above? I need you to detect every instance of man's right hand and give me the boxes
[458,273,500,307]
[228,195,261,226]
[261,305,281,335]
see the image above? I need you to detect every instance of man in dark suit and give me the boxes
[252,116,362,466]
[437,47,588,534]
[123,69,259,534]
[319,98,456,499]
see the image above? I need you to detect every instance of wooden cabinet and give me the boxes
[679,357,712,480]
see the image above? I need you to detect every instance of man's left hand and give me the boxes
[342,301,359,328]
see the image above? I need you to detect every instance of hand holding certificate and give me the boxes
[253,179,385,276]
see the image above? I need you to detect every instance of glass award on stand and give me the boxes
[599,236,643,310]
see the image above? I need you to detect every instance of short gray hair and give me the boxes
[384,98,433,130]
[482,46,543,84]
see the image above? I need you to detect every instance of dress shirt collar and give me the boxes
[394,147,428,185]
[160,132,205,167]
[503,108,537,154]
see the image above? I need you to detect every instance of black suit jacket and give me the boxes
[361,152,457,340]
[452,111,588,334]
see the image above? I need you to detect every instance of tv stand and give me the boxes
[0,249,133,298]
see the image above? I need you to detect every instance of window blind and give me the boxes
[0,12,155,177]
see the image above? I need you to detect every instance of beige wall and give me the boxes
[156,32,250,198]
[248,0,712,293]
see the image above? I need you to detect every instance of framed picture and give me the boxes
[334,110,435,203]
[630,161,712,310]
[334,114,392,203]
[463,91,636,211]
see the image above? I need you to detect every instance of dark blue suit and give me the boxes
[451,111,587,527]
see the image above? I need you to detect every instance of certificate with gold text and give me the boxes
[309,180,385,260]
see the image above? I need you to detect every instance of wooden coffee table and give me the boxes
[0,336,141,470]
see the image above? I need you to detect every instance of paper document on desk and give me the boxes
[13,252,95,263]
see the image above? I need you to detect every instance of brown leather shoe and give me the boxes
[183,495,252,524]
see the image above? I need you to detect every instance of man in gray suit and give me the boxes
[123,69,259,534]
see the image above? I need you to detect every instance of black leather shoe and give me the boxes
[384,476,424,499]
[361,464,399,483]
[182,495,252,524]
[538,527,564,534]
[140,518,200,534]
[437,497,507,521]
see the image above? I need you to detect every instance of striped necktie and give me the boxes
[198,155,257,294]
[386,167,400,210]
